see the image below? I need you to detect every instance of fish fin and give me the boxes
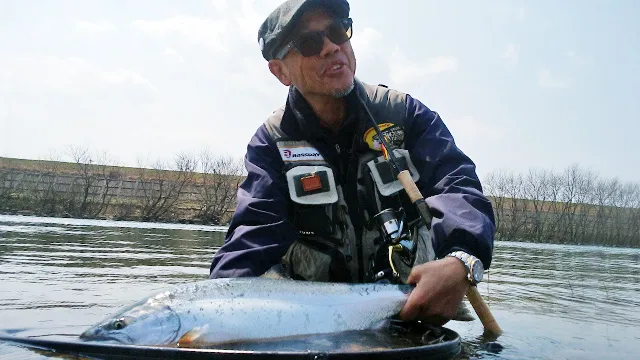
[260,264,293,280]
[452,301,475,322]
[177,324,210,347]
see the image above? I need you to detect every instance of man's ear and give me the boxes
[268,60,291,86]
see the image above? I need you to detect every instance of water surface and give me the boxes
[0,214,638,359]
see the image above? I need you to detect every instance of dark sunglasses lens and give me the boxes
[296,32,325,57]
[327,19,352,45]
[295,19,353,57]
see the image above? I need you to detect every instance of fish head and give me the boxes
[79,296,181,345]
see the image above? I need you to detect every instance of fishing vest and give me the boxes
[264,81,435,284]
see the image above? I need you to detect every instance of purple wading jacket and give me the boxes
[209,84,495,280]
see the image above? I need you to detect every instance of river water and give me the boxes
[0,214,638,359]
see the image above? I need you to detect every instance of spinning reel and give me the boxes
[363,151,419,284]
[367,207,417,283]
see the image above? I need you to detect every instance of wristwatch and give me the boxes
[446,251,484,285]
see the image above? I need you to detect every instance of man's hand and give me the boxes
[398,256,470,325]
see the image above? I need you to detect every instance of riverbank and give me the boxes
[1,155,243,225]
[2,157,639,248]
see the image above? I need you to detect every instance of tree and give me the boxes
[62,146,118,218]
[29,155,64,216]
[137,154,197,221]
[484,170,509,238]
[196,152,244,225]
[485,165,640,248]
[523,168,553,241]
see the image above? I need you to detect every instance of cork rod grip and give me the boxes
[397,170,422,202]
[466,286,503,336]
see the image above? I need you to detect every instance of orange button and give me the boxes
[301,174,322,192]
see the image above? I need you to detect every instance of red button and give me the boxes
[301,174,322,192]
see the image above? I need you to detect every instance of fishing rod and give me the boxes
[356,92,503,336]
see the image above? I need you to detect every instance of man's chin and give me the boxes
[330,80,355,98]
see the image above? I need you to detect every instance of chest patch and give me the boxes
[363,123,405,151]
[278,145,325,163]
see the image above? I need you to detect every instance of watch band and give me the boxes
[446,251,484,285]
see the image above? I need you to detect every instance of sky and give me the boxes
[1,0,639,183]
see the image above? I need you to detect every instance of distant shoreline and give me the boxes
[2,157,639,249]
[1,155,243,226]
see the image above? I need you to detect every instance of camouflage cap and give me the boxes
[257,0,350,61]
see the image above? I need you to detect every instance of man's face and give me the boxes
[270,9,356,99]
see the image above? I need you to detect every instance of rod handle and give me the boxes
[466,286,503,336]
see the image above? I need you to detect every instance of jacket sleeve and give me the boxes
[208,125,298,279]
[404,95,496,269]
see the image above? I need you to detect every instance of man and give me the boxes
[209,0,495,325]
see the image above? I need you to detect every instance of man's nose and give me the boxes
[319,36,341,58]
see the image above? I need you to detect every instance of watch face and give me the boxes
[472,261,484,283]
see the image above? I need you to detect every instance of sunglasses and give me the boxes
[276,18,353,59]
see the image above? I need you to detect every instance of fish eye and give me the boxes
[112,318,127,330]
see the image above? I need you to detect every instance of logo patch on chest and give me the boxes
[278,146,324,162]
[363,123,405,151]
